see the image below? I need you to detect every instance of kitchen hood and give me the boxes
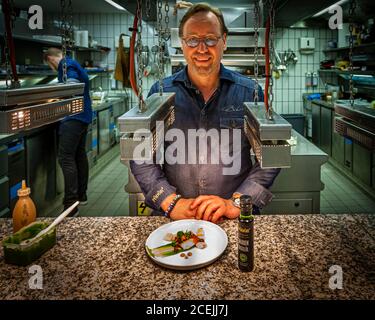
[114,0,344,27]
[0,83,85,134]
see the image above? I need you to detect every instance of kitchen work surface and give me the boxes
[0,215,374,300]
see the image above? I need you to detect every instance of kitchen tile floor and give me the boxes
[78,146,375,216]
[320,163,375,214]
[78,145,129,217]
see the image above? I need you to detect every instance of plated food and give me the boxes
[145,219,228,271]
[146,228,207,258]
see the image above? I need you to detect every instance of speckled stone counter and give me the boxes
[0,215,374,300]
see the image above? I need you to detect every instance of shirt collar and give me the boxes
[58,56,71,70]
[173,63,235,89]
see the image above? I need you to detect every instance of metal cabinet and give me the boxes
[98,108,110,155]
[312,103,321,146]
[264,131,328,214]
[0,145,7,177]
[109,106,116,147]
[0,176,9,217]
[332,131,345,165]
[91,111,98,161]
[7,139,26,211]
[320,106,332,156]
[86,123,92,153]
[353,142,372,186]
[344,138,353,172]
[0,145,9,217]
[25,125,60,216]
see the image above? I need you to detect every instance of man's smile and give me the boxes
[193,56,212,62]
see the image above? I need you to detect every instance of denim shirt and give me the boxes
[58,57,92,124]
[130,64,280,212]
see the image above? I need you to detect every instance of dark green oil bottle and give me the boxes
[238,195,254,272]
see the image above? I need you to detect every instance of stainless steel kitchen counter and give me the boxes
[312,99,335,110]
[0,215,374,299]
[0,133,21,145]
[92,97,124,112]
[264,130,328,214]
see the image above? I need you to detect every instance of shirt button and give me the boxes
[201,110,205,116]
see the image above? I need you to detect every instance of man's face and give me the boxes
[46,55,61,71]
[181,11,227,77]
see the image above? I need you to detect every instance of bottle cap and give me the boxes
[17,180,31,197]
[240,195,253,219]
[240,195,252,208]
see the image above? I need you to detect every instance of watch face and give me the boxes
[234,198,241,208]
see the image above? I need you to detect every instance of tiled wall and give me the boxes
[71,13,165,109]
[273,27,338,114]
[55,12,338,114]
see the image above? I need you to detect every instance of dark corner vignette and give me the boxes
[0,0,374,306]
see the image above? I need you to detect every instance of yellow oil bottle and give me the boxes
[12,180,36,233]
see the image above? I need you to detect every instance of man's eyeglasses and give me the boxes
[182,36,222,48]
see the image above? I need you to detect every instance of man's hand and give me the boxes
[190,195,240,223]
[161,194,197,220]
[170,198,197,220]
[224,198,241,219]
[190,195,225,223]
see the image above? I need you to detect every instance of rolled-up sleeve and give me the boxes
[235,162,280,208]
[129,161,177,210]
[129,82,176,210]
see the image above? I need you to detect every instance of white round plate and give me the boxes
[145,219,228,271]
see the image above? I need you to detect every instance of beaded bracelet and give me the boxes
[164,194,182,218]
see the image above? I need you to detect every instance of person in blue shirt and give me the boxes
[130,3,280,223]
[44,48,92,216]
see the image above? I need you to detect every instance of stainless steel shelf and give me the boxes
[323,42,375,53]
[9,34,110,52]
[318,69,375,75]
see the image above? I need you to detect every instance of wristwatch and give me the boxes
[230,192,242,209]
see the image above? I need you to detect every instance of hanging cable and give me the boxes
[145,0,151,20]
[264,0,275,120]
[129,14,139,98]
[67,0,74,51]
[253,0,260,105]
[348,0,356,107]
[60,0,68,83]
[264,17,270,113]
[163,0,171,41]
[136,0,145,112]
[2,0,20,88]
[268,0,275,120]
[157,0,164,96]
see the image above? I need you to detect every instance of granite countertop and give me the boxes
[0,215,374,300]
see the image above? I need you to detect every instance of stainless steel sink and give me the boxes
[335,99,371,108]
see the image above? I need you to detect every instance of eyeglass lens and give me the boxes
[185,37,220,47]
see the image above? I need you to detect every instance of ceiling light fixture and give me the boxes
[104,0,126,11]
[313,0,349,17]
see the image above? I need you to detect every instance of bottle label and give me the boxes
[238,220,254,271]
[239,253,248,263]
[238,244,249,252]
[238,225,251,234]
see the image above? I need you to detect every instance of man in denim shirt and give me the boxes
[130,3,280,222]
